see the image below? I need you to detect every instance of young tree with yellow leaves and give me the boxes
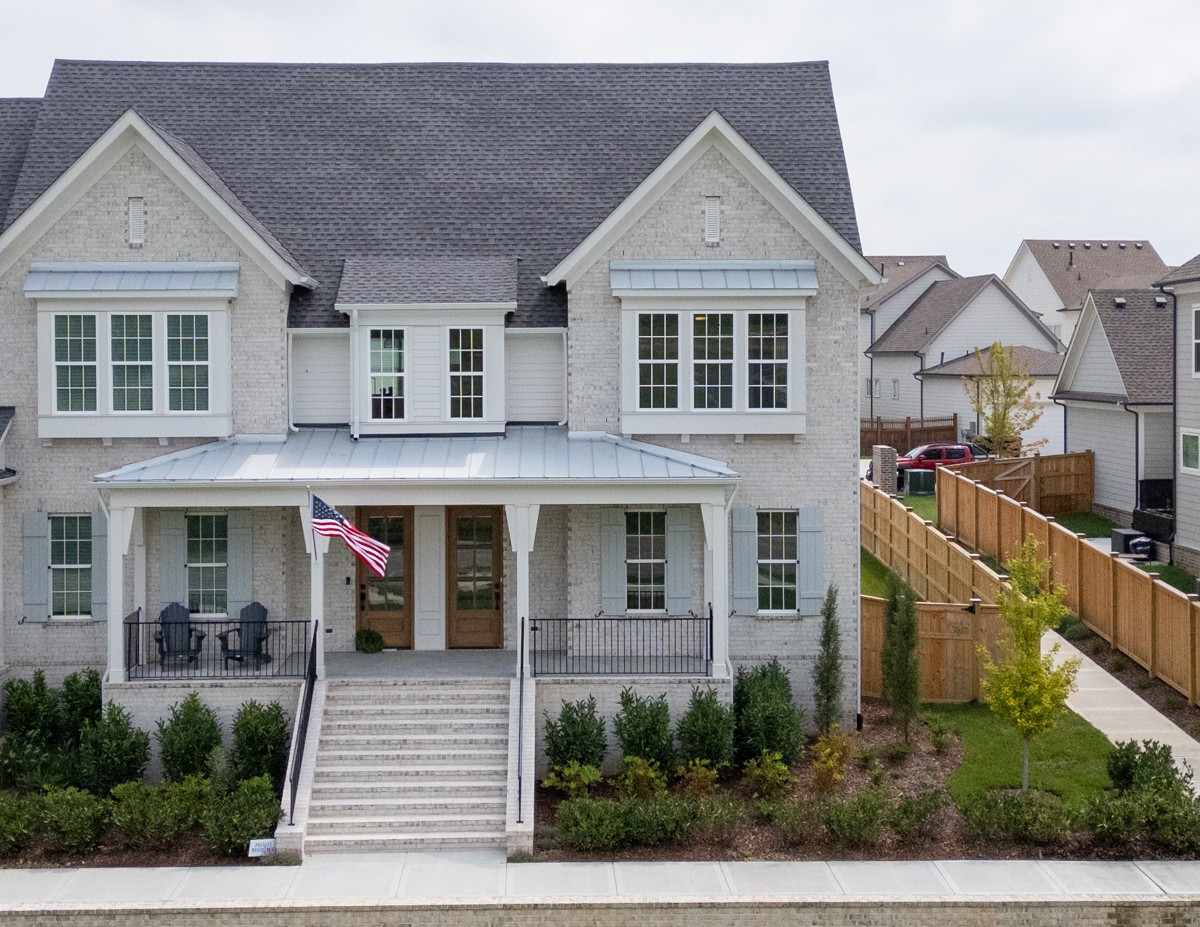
[962,342,1046,458]
[978,538,1080,790]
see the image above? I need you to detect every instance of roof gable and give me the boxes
[1053,298,1126,402]
[919,344,1064,379]
[0,99,39,230]
[859,256,957,313]
[0,109,311,287]
[1017,239,1168,312]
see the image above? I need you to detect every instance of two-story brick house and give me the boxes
[0,60,878,853]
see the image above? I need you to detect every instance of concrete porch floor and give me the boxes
[323,649,517,678]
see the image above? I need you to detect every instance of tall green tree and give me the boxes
[962,341,1046,457]
[978,538,1080,789]
[881,575,920,743]
[813,585,844,733]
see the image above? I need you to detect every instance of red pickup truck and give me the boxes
[867,442,989,488]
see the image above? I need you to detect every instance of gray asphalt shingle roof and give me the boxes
[335,256,519,306]
[858,255,954,312]
[1080,289,1173,404]
[0,99,40,230]
[6,60,863,330]
[1159,253,1200,287]
[919,344,1064,378]
[1021,239,1168,312]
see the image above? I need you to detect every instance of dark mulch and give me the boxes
[4,830,253,868]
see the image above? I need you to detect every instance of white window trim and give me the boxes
[186,512,229,619]
[36,297,232,439]
[873,378,881,399]
[368,326,408,423]
[49,513,92,620]
[892,379,899,400]
[618,295,806,435]
[1182,429,1200,475]
[447,326,486,421]
[625,509,668,614]
[1192,306,1200,378]
[756,509,798,615]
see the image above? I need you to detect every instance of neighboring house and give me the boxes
[1052,289,1173,524]
[858,255,958,419]
[864,273,1062,426]
[1003,239,1169,346]
[916,345,1065,454]
[1161,255,1200,574]
[0,61,878,852]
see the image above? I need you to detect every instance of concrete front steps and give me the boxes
[304,678,511,854]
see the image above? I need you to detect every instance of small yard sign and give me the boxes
[248,838,277,858]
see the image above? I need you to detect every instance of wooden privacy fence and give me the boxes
[935,466,1200,706]
[860,414,957,457]
[861,595,1002,703]
[946,451,1094,516]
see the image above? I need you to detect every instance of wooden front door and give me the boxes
[356,507,414,649]
[446,507,504,649]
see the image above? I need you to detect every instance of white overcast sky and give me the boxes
[3,0,1198,275]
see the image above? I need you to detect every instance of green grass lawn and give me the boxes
[923,702,1112,805]
[861,549,892,598]
[1055,510,1115,537]
[1142,563,1198,594]
[898,492,938,523]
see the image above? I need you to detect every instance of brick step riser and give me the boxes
[304,835,505,853]
[307,816,506,835]
[308,799,506,817]
[311,787,506,802]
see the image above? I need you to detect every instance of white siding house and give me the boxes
[1161,255,1200,573]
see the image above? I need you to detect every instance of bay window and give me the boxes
[637,314,679,410]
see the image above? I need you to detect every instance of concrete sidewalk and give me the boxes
[1044,630,1200,777]
[4,852,1200,910]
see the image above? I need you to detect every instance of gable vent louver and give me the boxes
[704,196,721,244]
[128,197,145,247]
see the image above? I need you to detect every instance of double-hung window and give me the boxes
[625,511,666,611]
[186,514,228,616]
[693,313,734,409]
[757,510,797,611]
[748,313,788,409]
[638,314,679,409]
[1193,307,1200,376]
[449,327,484,419]
[111,314,153,411]
[370,328,405,420]
[167,314,209,412]
[54,315,97,412]
[1183,431,1200,474]
[50,515,92,617]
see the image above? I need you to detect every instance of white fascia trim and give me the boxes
[336,302,517,313]
[1054,294,1096,395]
[0,110,312,289]
[1000,241,1033,287]
[543,111,881,290]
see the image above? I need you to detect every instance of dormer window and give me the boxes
[370,328,405,420]
[449,328,484,419]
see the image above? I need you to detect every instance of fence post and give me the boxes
[1031,457,1041,512]
[1110,552,1122,650]
[904,416,912,451]
[1074,533,1086,621]
[1190,596,1200,707]
[971,597,985,700]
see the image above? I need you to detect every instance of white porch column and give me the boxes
[106,506,135,683]
[299,503,330,679]
[504,504,540,676]
[702,503,730,677]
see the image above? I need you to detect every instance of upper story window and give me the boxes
[54,315,97,412]
[370,328,405,420]
[449,327,485,419]
[637,314,679,410]
[50,514,92,617]
[1182,430,1200,475]
[748,313,788,409]
[111,314,153,411]
[1193,308,1200,376]
[693,313,733,409]
[167,315,209,412]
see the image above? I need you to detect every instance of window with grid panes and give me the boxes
[111,314,153,411]
[449,327,484,419]
[370,328,405,419]
[625,511,666,611]
[50,515,92,616]
[54,314,97,411]
[637,313,679,409]
[167,315,209,411]
[692,313,734,409]
[748,313,788,409]
[757,510,797,610]
[1183,431,1200,474]
[186,514,228,615]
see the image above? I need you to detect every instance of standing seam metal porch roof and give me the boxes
[93,427,739,486]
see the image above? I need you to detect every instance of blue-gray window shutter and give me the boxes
[665,506,692,615]
[90,506,108,622]
[159,510,187,611]
[600,508,627,616]
[731,506,758,615]
[22,512,49,622]
[797,506,824,616]
[226,510,254,617]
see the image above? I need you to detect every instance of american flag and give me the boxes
[311,495,391,577]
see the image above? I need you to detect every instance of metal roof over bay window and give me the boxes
[610,260,818,296]
[24,261,239,297]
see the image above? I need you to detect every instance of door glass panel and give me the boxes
[364,515,406,609]
[455,515,495,610]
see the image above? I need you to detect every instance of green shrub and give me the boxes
[891,790,945,843]
[822,788,888,846]
[675,687,734,771]
[3,670,61,746]
[556,796,627,851]
[613,689,674,773]
[206,744,235,795]
[543,697,607,771]
[203,775,281,856]
[616,756,667,799]
[813,585,844,733]
[77,702,150,797]
[676,758,720,797]
[881,575,920,743]
[0,736,69,791]
[40,786,111,854]
[1108,740,1187,794]
[743,751,794,800]
[230,700,289,791]
[165,774,212,829]
[0,792,37,856]
[812,728,854,795]
[1082,791,1146,846]
[733,661,804,765]
[542,761,601,799]
[960,791,1072,846]
[355,629,384,653]
[692,793,748,844]
[882,740,915,765]
[157,692,222,782]
[110,782,191,849]
[761,797,819,847]
[623,794,696,846]
[1057,615,1090,642]
[59,669,102,748]
[1144,787,1200,853]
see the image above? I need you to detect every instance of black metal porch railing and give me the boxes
[124,618,312,679]
[288,620,319,825]
[529,614,712,676]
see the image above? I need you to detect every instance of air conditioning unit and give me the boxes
[907,469,936,495]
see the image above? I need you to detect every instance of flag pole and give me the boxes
[306,485,317,563]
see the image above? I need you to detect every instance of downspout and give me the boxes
[286,330,298,432]
[1161,284,1179,553]
[915,352,925,419]
[867,309,876,420]
[1122,402,1141,511]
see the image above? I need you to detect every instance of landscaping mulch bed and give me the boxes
[3,831,252,869]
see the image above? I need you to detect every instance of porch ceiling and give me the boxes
[93,426,738,506]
